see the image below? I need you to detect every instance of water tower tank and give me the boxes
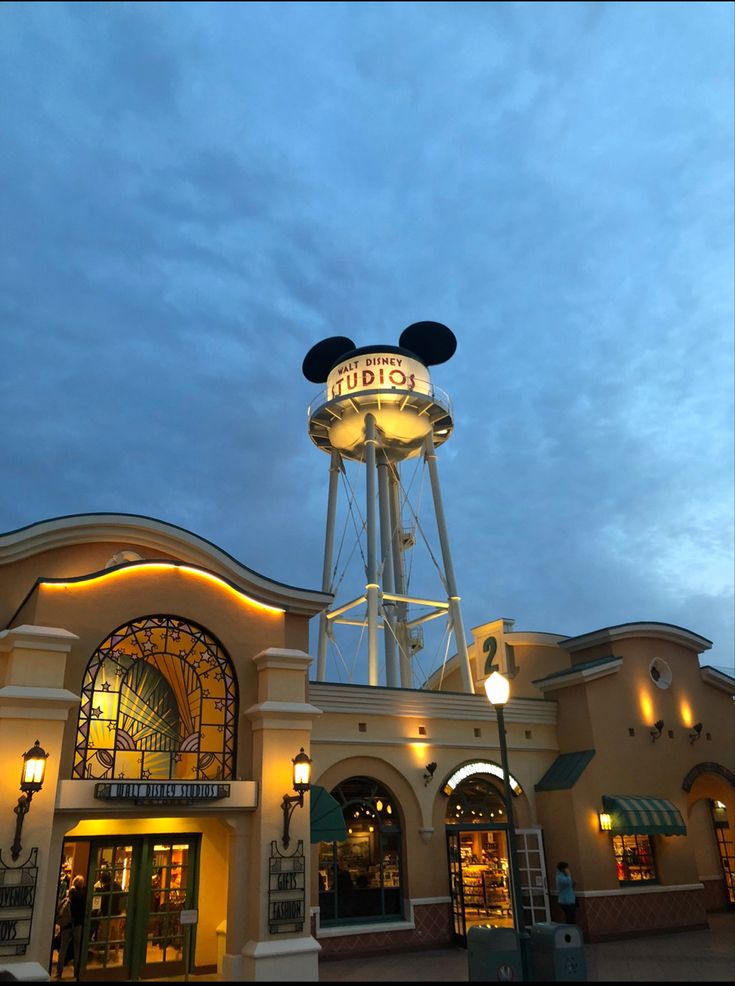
[304,322,456,463]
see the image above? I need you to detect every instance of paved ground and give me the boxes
[140,910,735,982]
[317,910,735,982]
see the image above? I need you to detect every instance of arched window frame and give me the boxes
[319,776,403,926]
[444,775,509,825]
[73,615,238,781]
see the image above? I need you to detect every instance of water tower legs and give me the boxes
[314,424,474,694]
[424,434,475,694]
[388,470,413,688]
[377,449,400,687]
[365,414,380,686]
[316,449,342,682]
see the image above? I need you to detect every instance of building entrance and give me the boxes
[54,834,200,981]
[444,771,550,945]
[447,827,512,944]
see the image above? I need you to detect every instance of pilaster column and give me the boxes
[0,625,80,980]
[238,648,322,981]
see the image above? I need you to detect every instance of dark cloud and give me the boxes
[1,1,732,678]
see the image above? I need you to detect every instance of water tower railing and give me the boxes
[307,380,453,420]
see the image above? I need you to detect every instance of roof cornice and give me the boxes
[0,514,331,617]
[700,665,735,695]
[559,622,712,654]
[533,656,623,692]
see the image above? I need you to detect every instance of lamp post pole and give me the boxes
[486,673,528,979]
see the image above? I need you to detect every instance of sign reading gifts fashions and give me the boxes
[268,841,306,934]
[327,353,432,400]
[0,848,38,956]
[94,782,230,805]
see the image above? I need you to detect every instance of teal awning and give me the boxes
[310,785,347,843]
[535,750,595,791]
[602,794,687,836]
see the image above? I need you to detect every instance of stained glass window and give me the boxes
[73,616,237,781]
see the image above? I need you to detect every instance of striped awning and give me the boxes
[602,794,687,836]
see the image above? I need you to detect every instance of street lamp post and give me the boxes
[485,671,529,978]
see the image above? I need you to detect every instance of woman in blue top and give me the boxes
[555,861,577,924]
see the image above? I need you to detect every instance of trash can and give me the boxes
[529,922,586,981]
[467,925,523,981]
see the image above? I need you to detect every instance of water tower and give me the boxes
[303,321,474,693]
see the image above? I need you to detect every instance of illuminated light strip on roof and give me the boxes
[38,562,286,614]
[443,761,523,796]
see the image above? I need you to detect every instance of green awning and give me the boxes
[310,785,347,843]
[535,750,595,791]
[602,794,687,836]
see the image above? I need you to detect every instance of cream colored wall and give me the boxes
[310,700,559,907]
[546,635,735,891]
[534,791,588,885]
[1,541,182,626]
[15,568,286,781]
[63,815,229,970]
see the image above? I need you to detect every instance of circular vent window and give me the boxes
[649,657,672,690]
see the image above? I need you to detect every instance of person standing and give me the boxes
[56,875,86,979]
[54,891,72,979]
[555,861,577,924]
[67,876,86,979]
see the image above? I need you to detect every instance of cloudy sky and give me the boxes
[2,2,733,682]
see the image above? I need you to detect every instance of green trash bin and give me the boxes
[467,925,523,981]
[529,922,586,982]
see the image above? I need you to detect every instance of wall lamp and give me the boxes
[281,748,312,850]
[423,762,437,785]
[598,812,612,832]
[689,722,703,744]
[650,719,665,741]
[11,740,49,861]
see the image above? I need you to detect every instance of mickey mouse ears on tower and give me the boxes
[302,321,457,383]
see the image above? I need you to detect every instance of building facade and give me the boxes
[0,514,732,980]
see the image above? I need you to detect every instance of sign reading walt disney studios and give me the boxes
[327,352,432,400]
[95,782,230,804]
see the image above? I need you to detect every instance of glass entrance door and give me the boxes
[515,828,551,926]
[56,835,199,981]
[448,825,542,946]
[86,842,133,980]
[141,841,195,979]
[446,830,467,944]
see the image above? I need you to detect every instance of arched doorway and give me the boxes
[683,762,735,909]
[443,763,549,945]
[55,615,237,981]
[317,777,403,925]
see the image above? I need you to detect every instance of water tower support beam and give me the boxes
[423,433,475,694]
[316,449,342,681]
[364,414,380,686]
[389,468,413,688]
[377,449,400,687]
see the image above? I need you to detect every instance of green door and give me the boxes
[137,838,199,980]
[70,835,200,982]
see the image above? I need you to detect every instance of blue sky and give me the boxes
[1,2,733,680]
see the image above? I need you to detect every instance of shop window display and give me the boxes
[319,777,402,924]
[613,834,657,883]
[445,776,514,932]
